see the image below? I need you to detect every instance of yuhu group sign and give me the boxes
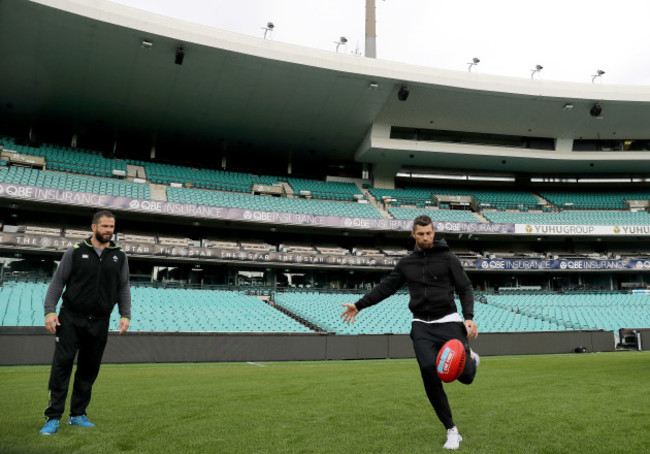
[1,182,648,236]
[514,224,650,236]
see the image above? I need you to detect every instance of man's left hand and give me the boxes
[118,318,130,335]
[464,319,478,339]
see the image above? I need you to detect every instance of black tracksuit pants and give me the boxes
[410,321,477,430]
[44,310,109,420]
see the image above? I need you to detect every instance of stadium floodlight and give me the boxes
[335,36,348,52]
[530,64,543,79]
[590,103,603,118]
[579,178,632,183]
[262,22,274,39]
[397,172,467,181]
[175,46,185,65]
[467,57,480,72]
[397,84,409,101]
[467,175,516,182]
[591,69,605,84]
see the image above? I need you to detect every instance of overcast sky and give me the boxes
[109,0,650,86]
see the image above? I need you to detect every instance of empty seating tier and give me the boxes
[0,283,312,333]
[111,287,312,333]
[369,186,540,210]
[0,281,48,327]
[274,292,413,334]
[486,293,650,332]
[3,282,648,334]
[167,187,383,218]
[369,187,436,207]
[388,207,481,223]
[287,177,363,202]
[1,138,126,178]
[129,160,278,192]
[537,190,650,210]
[428,187,540,211]
[0,166,150,199]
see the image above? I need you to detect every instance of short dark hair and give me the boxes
[412,215,433,231]
[92,210,115,225]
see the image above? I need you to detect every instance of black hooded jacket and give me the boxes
[54,237,129,319]
[355,238,474,321]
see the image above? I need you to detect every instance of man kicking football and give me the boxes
[341,215,479,450]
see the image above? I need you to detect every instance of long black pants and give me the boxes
[410,321,476,430]
[44,310,109,420]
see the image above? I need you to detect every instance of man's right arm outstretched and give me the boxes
[340,266,405,324]
[340,303,359,324]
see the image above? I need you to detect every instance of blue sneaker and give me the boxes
[68,415,95,427]
[39,419,60,435]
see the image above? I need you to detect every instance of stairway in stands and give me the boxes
[261,296,328,333]
[359,184,392,219]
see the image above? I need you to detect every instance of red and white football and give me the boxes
[436,339,467,383]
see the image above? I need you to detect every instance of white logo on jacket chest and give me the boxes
[82,254,89,259]
[112,256,118,262]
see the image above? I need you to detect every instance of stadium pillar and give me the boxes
[221,141,228,170]
[372,161,401,189]
[287,150,293,175]
[365,0,377,58]
[555,138,573,152]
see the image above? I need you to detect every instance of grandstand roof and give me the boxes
[2,0,650,174]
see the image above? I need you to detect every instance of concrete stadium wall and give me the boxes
[0,327,621,366]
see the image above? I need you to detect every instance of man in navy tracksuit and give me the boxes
[341,215,479,450]
[39,210,131,435]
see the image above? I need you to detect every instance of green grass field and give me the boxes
[1,352,649,454]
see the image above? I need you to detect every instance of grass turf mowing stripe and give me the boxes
[1,352,649,453]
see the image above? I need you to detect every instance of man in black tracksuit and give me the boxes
[341,215,478,450]
[39,210,131,435]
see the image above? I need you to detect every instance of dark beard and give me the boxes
[94,230,111,245]
[416,240,432,249]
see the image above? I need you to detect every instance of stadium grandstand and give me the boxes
[1,0,650,365]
